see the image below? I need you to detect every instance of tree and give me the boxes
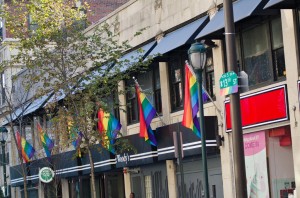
[0,0,151,197]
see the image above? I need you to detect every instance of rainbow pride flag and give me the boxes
[182,63,201,138]
[135,84,157,146]
[72,131,83,148]
[98,108,121,153]
[37,123,54,157]
[16,131,35,163]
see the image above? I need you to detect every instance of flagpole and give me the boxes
[133,77,166,126]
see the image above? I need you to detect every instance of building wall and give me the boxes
[86,0,223,47]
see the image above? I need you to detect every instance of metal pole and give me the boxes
[223,0,247,197]
[176,124,185,198]
[195,69,209,198]
[1,141,7,198]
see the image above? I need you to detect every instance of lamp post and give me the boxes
[0,127,8,198]
[223,0,247,197]
[188,42,209,198]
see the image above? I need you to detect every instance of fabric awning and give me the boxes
[196,0,264,39]
[264,0,299,9]
[148,16,208,56]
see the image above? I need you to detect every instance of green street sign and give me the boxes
[219,71,238,96]
[39,167,54,183]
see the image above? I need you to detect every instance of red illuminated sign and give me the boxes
[225,85,288,132]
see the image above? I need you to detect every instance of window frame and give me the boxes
[236,15,286,90]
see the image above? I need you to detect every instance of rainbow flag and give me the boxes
[98,108,121,153]
[182,63,201,138]
[16,131,35,163]
[135,84,157,146]
[202,87,209,103]
[37,123,54,157]
[72,131,83,149]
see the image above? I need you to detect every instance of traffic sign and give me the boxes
[220,71,238,96]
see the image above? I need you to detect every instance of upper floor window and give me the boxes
[126,64,161,125]
[237,16,285,88]
[1,72,5,105]
[168,50,186,111]
[168,47,215,111]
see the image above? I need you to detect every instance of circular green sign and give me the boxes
[39,167,54,183]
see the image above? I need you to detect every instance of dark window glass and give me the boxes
[126,65,162,124]
[242,24,273,86]
[1,72,5,105]
[168,51,186,111]
[271,17,285,80]
[238,16,285,89]
[126,78,138,124]
[204,49,215,101]
[153,65,162,114]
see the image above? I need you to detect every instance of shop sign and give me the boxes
[39,167,55,183]
[225,85,288,132]
[116,153,130,164]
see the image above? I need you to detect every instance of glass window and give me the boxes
[238,16,286,89]
[1,72,5,105]
[169,52,185,111]
[126,78,138,124]
[126,66,162,125]
[271,18,285,79]
[204,48,215,101]
[144,175,152,198]
[153,66,162,114]
[242,23,273,86]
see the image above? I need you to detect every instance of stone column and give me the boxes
[123,168,132,198]
[166,160,177,198]
[118,80,127,135]
[61,179,69,198]
[159,62,171,125]
[281,9,300,198]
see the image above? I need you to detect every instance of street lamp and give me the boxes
[0,127,8,198]
[188,42,209,198]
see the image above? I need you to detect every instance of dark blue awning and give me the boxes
[23,93,53,116]
[196,0,263,39]
[148,16,208,56]
[264,0,299,9]
[264,0,285,8]
[113,41,156,73]
[156,117,218,161]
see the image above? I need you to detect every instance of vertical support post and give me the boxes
[195,69,209,198]
[2,142,7,198]
[223,0,247,197]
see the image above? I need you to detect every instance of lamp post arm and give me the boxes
[195,68,210,198]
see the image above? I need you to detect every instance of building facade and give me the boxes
[0,0,300,198]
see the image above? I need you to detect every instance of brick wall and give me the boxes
[85,0,129,24]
